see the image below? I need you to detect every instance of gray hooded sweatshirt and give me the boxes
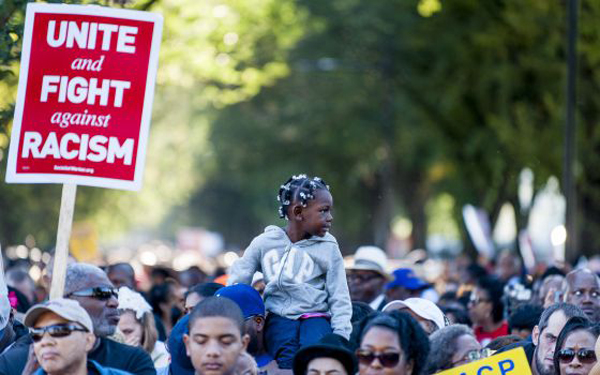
[228,225,352,339]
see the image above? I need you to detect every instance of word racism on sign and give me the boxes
[6,4,162,190]
[437,348,532,375]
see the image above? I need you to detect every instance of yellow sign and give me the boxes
[437,348,532,375]
[70,222,99,262]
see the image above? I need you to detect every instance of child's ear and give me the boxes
[292,204,303,220]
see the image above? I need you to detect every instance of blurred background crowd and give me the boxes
[1,244,600,374]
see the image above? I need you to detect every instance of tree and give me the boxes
[0,0,308,248]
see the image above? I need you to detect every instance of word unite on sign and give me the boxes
[47,21,138,53]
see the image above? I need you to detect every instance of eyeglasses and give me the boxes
[30,323,88,343]
[448,349,493,369]
[66,287,118,300]
[558,348,597,364]
[466,348,493,362]
[356,349,401,368]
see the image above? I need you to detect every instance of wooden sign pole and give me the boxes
[49,183,77,300]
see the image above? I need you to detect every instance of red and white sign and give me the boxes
[6,4,162,190]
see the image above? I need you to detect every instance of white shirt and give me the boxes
[369,294,386,311]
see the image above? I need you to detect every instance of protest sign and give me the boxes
[437,348,532,375]
[6,3,163,191]
[5,3,162,298]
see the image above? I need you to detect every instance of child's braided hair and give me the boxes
[276,174,330,220]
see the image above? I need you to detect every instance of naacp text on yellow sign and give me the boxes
[437,348,532,375]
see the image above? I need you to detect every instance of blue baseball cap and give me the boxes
[215,284,265,318]
[386,268,428,290]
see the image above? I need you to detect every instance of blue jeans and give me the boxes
[265,314,332,369]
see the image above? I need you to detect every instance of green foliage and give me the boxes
[177,0,596,257]
[0,0,308,248]
[4,0,600,259]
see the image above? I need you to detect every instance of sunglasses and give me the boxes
[66,287,118,300]
[356,349,401,368]
[30,323,88,343]
[558,348,597,364]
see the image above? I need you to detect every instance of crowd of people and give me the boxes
[1,174,600,375]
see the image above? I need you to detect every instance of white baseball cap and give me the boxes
[346,246,390,279]
[24,298,94,332]
[383,298,448,330]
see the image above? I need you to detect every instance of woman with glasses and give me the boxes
[468,276,508,346]
[355,311,429,375]
[553,316,600,375]
[426,324,484,373]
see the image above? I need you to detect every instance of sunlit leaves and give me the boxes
[417,0,441,17]
[155,0,307,106]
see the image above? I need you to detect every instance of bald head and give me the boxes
[562,269,600,322]
[106,263,136,290]
[64,263,111,296]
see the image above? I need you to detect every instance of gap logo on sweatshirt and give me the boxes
[263,247,315,284]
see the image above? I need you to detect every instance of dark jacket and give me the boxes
[0,336,156,374]
[34,359,133,375]
[0,319,28,355]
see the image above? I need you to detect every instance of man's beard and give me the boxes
[91,316,116,337]
[534,349,554,375]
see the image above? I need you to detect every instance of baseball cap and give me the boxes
[215,284,265,318]
[383,298,448,330]
[386,268,429,290]
[346,246,390,279]
[24,298,93,332]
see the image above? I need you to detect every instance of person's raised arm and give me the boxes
[228,238,262,285]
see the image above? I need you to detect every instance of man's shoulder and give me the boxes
[93,337,155,374]
[89,360,134,375]
[99,336,146,355]
[0,336,30,373]
[96,337,154,362]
